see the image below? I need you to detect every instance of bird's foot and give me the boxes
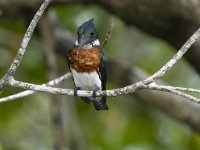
[74,87,81,96]
[74,87,91,104]
[92,87,100,99]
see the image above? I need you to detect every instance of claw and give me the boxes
[92,87,100,98]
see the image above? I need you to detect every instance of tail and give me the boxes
[80,97,108,111]
[92,97,108,111]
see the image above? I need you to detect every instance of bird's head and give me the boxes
[76,18,98,52]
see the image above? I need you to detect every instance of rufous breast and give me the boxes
[68,47,100,72]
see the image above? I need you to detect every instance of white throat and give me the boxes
[75,39,100,48]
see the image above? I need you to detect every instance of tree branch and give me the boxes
[2,0,52,83]
[144,28,200,84]
[4,74,200,106]
[101,22,114,48]
[7,77,140,97]
[140,84,200,103]
[156,85,200,94]
[107,58,200,131]
[2,26,199,100]
[0,73,71,102]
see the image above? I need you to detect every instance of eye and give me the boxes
[90,32,94,36]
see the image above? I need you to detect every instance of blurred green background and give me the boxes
[0,3,200,150]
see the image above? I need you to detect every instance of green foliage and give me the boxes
[0,3,200,150]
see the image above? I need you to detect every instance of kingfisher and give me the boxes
[67,19,108,111]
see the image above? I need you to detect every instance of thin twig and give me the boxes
[140,84,200,104]
[3,0,52,80]
[0,73,71,102]
[101,22,113,48]
[155,85,200,94]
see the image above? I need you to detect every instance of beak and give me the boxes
[77,36,88,53]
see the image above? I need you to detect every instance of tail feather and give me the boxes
[92,98,108,111]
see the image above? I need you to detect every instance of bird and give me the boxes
[67,18,108,111]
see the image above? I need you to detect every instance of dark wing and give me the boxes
[96,47,107,108]
[98,49,107,91]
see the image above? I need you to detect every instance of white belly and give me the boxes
[71,69,102,91]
